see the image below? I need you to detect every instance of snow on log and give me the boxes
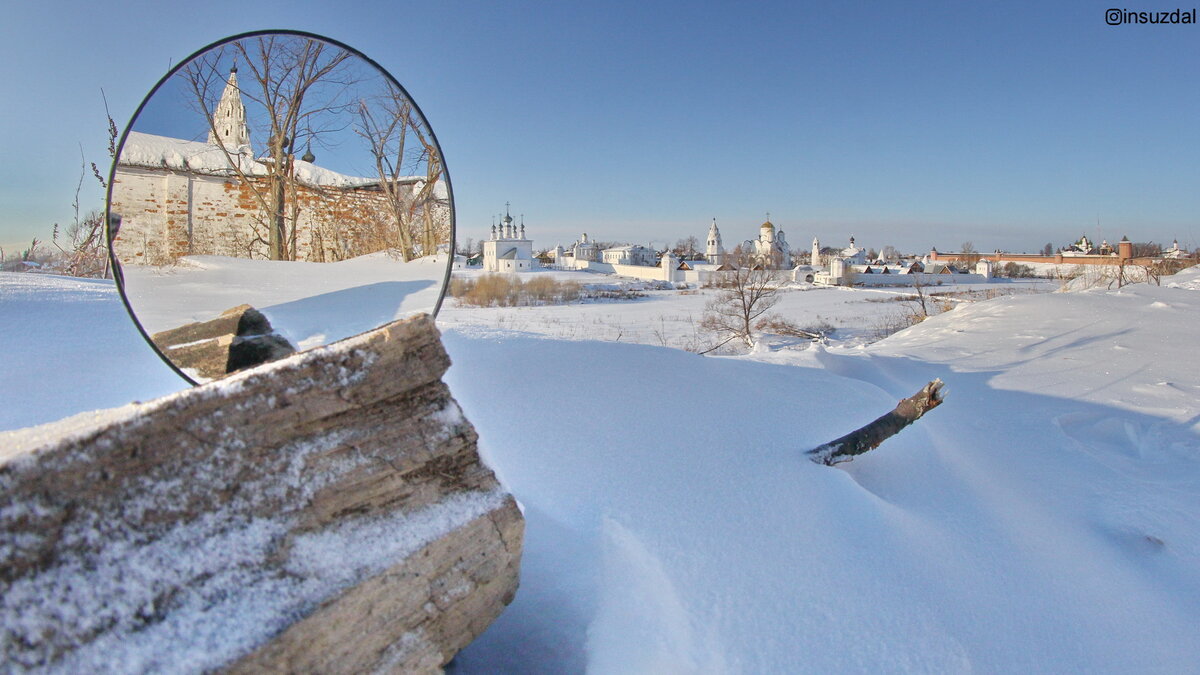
[807,379,946,465]
[0,314,523,673]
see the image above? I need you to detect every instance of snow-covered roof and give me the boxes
[119,131,432,191]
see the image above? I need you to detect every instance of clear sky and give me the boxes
[2,0,1197,257]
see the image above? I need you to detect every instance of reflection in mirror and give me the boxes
[107,31,453,384]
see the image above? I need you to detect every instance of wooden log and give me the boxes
[0,314,521,673]
[149,303,296,379]
[808,379,946,465]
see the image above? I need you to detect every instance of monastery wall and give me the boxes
[930,251,1151,266]
[679,269,718,285]
[111,167,433,265]
[568,259,675,282]
[853,272,987,286]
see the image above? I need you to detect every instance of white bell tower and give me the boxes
[705,218,725,266]
[207,64,251,153]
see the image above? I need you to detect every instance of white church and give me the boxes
[740,217,791,269]
[697,217,790,270]
[482,205,534,273]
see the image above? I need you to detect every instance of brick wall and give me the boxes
[111,166,447,264]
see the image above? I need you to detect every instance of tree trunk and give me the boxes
[269,171,286,260]
[808,379,945,465]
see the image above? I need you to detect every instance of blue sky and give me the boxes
[2,0,1197,256]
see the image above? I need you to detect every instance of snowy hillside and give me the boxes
[3,267,1199,672]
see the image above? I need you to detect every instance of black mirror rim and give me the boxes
[104,28,455,386]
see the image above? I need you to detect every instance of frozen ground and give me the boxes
[2,265,1199,672]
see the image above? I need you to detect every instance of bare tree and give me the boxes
[53,129,115,278]
[910,274,932,319]
[1138,257,1197,286]
[699,252,783,352]
[182,36,356,260]
[354,81,448,261]
[959,241,980,266]
[672,235,700,259]
[1131,241,1163,258]
[52,210,107,278]
[355,92,416,258]
[1042,242,1054,257]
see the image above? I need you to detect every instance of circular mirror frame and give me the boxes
[105,29,455,386]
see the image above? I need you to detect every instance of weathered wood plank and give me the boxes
[0,314,522,673]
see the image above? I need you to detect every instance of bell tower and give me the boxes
[208,64,252,153]
[705,218,725,266]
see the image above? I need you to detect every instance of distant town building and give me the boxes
[925,233,1192,267]
[482,205,533,273]
[742,217,791,269]
[838,236,869,265]
[570,233,600,263]
[602,244,656,266]
[1164,239,1189,259]
[1063,234,1099,256]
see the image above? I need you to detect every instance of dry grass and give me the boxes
[755,314,836,339]
[450,274,581,307]
[869,310,926,341]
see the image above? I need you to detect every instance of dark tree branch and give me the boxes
[808,379,946,465]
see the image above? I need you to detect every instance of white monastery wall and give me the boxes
[111,166,427,265]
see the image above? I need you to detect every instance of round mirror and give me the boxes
[106,30,454,384]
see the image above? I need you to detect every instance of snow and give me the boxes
[3,264,1200,671]
[0,272,184,431]
[119,252,446,358]
[120,131,407,189]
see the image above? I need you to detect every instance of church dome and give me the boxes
[761,220,775,231]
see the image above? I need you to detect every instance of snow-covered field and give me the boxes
[440,268,1054,351]
[2,265,1199,672]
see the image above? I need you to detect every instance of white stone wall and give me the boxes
[111,166,441,265]
[111,166,257,265]
[816,271,988,287]
[566,259,675,282]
